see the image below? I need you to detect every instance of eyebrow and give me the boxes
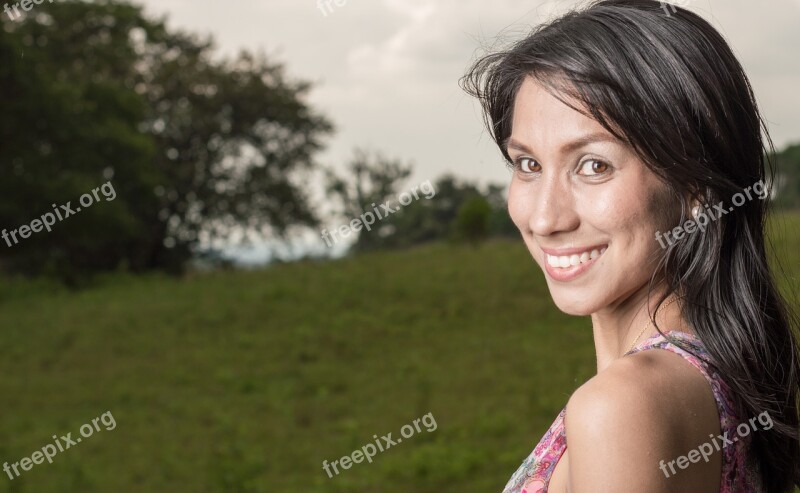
[504,132,619,156]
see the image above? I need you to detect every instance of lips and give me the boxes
[540,244,608,282]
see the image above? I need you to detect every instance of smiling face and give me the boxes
[506,76,674,315]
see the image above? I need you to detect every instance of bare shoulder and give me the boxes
[562,349,722,492]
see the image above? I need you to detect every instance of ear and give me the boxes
[684,185,708,217]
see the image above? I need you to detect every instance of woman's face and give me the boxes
[507,76,672,315]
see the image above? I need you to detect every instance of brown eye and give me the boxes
[578,159,610,176]
[516,157,541,173]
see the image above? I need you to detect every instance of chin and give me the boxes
[547,287,597,316]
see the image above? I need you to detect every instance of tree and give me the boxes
[772,143,800,209]
[0,0,333,280]
[0,1,159,282]
[324,149,412,251]
[452,195,492,243]
[485,183,518,238]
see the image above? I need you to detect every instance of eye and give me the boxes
[577,158,611,176]
[512,157,541,174]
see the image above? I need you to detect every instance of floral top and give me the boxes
[502,331,759,493]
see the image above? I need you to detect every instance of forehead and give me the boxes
[510,76,611,149]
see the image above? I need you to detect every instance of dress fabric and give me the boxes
[501,330,759,493]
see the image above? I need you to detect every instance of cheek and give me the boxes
[577,194,614,227]
[580,184,669,266]
[574,180,648,233]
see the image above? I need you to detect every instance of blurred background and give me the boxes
[0,0,798,491]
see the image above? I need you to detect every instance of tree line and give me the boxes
[1,0,797,282]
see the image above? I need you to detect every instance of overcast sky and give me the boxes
[130,0,800,260]
[133,0,800,188]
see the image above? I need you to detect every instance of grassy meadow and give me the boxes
[0,213,798,493]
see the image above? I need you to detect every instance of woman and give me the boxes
[461,1,800,491]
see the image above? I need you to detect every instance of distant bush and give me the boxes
[452,196,492,243]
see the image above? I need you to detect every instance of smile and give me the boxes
[540,244,608,282]
[545,246,607,268]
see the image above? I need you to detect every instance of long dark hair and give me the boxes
[460,0,800,490]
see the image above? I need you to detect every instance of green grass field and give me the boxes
[0,213,798,492]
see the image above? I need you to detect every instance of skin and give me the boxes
[507,76,722,492]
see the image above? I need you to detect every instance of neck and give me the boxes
[590,286,690,373]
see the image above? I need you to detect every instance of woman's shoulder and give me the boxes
[562,345,723,490]
[568,345,720,432]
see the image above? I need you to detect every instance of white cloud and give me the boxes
[136,0,800,181]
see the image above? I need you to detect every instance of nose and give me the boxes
[528,168,579,238]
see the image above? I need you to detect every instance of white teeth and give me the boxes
[546,247,606,269]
